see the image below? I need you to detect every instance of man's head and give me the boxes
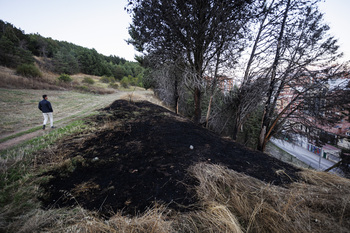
[42,95,47,99]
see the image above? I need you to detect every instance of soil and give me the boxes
[40,100,301,217]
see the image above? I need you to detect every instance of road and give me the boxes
[270,138,337,172]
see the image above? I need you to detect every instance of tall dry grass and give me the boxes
[187,163,350,233]
[0,67,60,90]
[2,205,176,233]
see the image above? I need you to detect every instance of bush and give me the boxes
[58,74,72,83]
[108,83,119,89]
[82,77,95,85]
[120,77,129,88]
[76,85,89,92]
[100,76,116,83]
[16,64,42,78]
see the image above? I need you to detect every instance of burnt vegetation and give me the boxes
[40,100,300,217]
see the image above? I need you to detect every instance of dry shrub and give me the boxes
[188,163,350,233]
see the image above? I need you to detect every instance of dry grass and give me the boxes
[0,66,60,90]
[119,91,169,109]
[2,204,175,233]
[176,202,243,233]
[107,206,175,233]
[187,163,350,233]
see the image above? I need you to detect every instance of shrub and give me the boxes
[108,83,119,89]
[120,76,129,88]
[82,77,95,85]
[100,76,116,83]
[16,64,42,78]
[58,74,72,83]
[129,77,138,86]
[76,85,89,92]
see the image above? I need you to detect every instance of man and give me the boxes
[38,94,55,130]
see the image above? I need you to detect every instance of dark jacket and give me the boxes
[38,99,53,113]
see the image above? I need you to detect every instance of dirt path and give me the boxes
[0,89,158,151]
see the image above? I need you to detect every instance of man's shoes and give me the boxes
[51,126,56,129]
[42,125,45,130]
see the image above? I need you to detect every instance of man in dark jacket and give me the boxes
[38,94,55,130]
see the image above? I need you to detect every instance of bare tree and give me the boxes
[249,0,344,151]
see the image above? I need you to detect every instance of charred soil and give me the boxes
[40,100,301,217]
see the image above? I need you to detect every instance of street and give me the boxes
[270,138,337,172]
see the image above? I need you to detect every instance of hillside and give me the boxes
[40,100,300,216]
[0,20,144,87]
[1,92,350,232]
[24,99,347,232]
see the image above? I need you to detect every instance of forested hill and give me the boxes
[0,20,143,81]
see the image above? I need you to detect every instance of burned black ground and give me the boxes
[40,100,300,217]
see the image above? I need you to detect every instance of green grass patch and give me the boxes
[1,119,88,160]
[0,126,42,144]
[0,119,89,222]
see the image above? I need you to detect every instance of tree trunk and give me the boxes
[232,123,239,141]
[257,125,267,151]
[205,50,221,128]
[174,78,179,114]
[231,1,273,141]
[206,96,213,128]
[257,0,290,152]
[193,87,201,124]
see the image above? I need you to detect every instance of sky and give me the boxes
[0,0,136,61]
[0,0,349,62]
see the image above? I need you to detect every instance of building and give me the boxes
[276,73,350,162]
[205,75,236,94]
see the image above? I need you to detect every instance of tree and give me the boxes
[53,48,79,74]
[0,20,34,67]
[127,0,255,123]
[253,0,343,151]
[225,0,277,140]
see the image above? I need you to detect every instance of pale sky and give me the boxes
[0,0,349,62]
[0,0,136,61]
[319,0,350,63]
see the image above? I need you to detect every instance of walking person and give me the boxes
[38,94,55,130]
